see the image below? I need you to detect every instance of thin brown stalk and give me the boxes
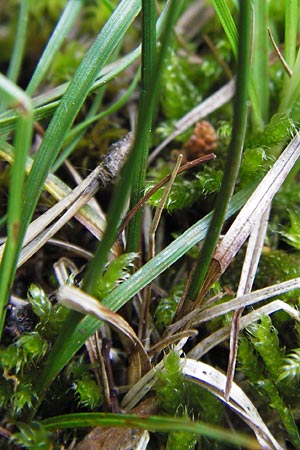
[119,153,216,234]
[139,154,183,340]
[225,205,270,400]
[267,27,293,77]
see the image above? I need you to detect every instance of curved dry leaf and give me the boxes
[182,358,283,450]
[122,354,283,449]
[57,285,150,383]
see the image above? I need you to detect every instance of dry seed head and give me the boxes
[184,120,218,160]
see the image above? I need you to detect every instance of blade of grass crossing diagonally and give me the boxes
[30,0,182,409]
[21,0,141,240]
[0,75,33,336]
[0,2,174,136]
[33,184,255,402]
[83,0,182,289]
[0,0,142,338]
[52,70,140,171]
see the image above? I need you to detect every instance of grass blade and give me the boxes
[0,0,142,327]
[0,76,33,335]
[41,412,259,449]
[26,0,85,96]
[6,0,29,83]
[186,0,252,304]
[33,184,254,401]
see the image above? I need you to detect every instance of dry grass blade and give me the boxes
[0,145,108,242]
[197,132,300,301]
[0,133,133,267]
[122,354,282,449]
[168,278,300,334]
[193,278,300,325]
[64,159,103,214]
[182,359,283,450]
[11,166,110,268]
[57,285,150,384]
[188,300,300,359]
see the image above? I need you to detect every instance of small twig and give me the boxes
[203,34,233,80]
[139,154,183,341]
[98,335,112,411]
[102,338,120,413]
[149,154,183,257]
[267,27,293,77]
[85,334,102,387]
[148,329,197,356]
[119,153,216,234]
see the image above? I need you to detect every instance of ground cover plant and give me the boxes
[1,0,300,448]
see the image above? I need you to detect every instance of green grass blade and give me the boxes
[0,0,142,334]
[33,184,254,400]
[279,46,300,114]
[212,0,238,58]
[125,0,158,252]
[126,0,181,252]
[280,0,300,112]
[0,2,172,135]
[83,0,180,291]
[284,0,298,68]
[6,0,29,83]
[21,0,141,266]
[52,65,141,173]
[26,0,85,96]
[42,412,259,449]
[213,0,262,129]
[187,0,253,302]
[0,75,33,335]
[51,86,106,171]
